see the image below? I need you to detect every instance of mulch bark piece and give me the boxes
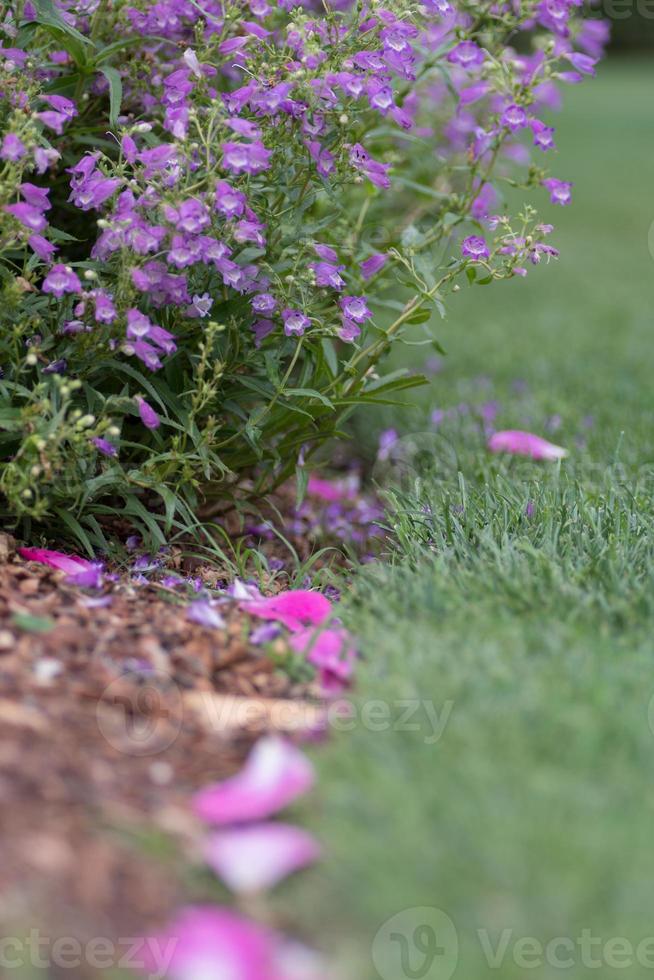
[0,534,323,971]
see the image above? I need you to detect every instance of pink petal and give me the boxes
[204,823,321,893]
[290,628,357,694]
[18,547,92,576]
[241,589,332,632]
[193,736,315,824]
[488,429,568,461]
[307,474,357,502]
[139,905,284,980]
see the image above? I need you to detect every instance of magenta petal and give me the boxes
[193,736,315,824]
[241,589,332,632]
[139,906,283,980]
[18,547,92,576]
[290,628,357,694]
[487,429,568,461]
[204,822,321,893]
[307,474,357,502]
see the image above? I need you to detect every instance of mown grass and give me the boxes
[282,58,654,979]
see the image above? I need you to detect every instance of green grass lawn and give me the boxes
[282,59,654,979]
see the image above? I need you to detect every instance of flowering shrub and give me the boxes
[0,0,606,546]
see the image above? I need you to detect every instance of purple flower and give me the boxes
[92,437,118,457]
[312,261,345,290]
[252,293,277,315]
[349,143,391,189]
[531,120,556,151]
[252,319,275,347]
[42,265,82,297]
[339,319,361,342]
[20,183,51,210]
[501,104,528,132]
[282,309,310,336]
[542,178,573,206]
[360,253,388,280]
[42,358,68,375]
[42,94,77,119]
[0,134,26,162]
[222,140,272,174]
[566,52,598,76]
[339,296,372,323]
[126,308,153,340]
[28,234,57,261]
[461,235,490,261]
[188,293,213,317]
[447,40,485,69]
[378,428,399,461]
[36,110,70,134]
[5,203,47,232]
[93,290,117,323]
[214,179,247,217]
[136,397,160,429]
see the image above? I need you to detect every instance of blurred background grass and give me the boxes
[281,57,654,980]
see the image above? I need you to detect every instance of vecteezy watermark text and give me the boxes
[372,909,654,979]
[0,931,177,978]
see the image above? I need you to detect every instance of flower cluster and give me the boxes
[0,0,606,543]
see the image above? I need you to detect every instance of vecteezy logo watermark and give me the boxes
[372,908,459,980]
[96,668,183,756]
[328,698,454,745]
[0,931,177,979]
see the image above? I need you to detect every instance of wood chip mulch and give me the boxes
[0,531,326,966]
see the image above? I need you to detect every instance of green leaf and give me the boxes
[12,612,55,634]
[99,66,123,128]
[320,338,338,377]
[54,508,95,557]
[406,309,433,325]
[295,465,309,509]
[28,0,94,46]
[284,388,335,409]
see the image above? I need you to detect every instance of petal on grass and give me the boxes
[193,736,314,824]
[290,628,357,694]
[488,429,568,461]
[241,590,332,632]
[204,823,321,893]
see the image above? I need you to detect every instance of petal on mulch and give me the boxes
[488,430,568,460]
[204,823,321,893]
[193,736,314,825]
[18,547,103,587]
[241,590,332,632]
[140,905,284,980]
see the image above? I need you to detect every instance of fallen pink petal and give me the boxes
[241,589,332,632]
[307,474,358,502]
[203,823,321,893]
[487,430,568,461]
[18,547,93,576]
[290,628,357,694]
[193,736,315,824]
[139,906,286,980]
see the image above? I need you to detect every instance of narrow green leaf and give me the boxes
[99,66,123,128]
